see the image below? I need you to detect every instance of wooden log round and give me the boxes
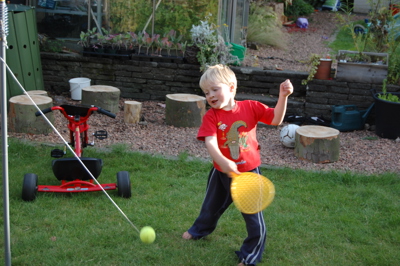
[8,95,54,134]
[165,94,206,127]
[81,85,121,114]
[124,101,142,124]
[27,90,48,96]
[294,125,340,163]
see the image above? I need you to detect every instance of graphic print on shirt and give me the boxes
[222,120,247,159]
[218,122,228,140]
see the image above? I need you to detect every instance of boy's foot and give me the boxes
[182,231,193,240]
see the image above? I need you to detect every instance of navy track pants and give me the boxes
[187,167,266,265]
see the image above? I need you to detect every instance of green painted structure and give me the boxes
[6,5,44,103]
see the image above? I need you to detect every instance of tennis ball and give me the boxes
[140,226,156,244]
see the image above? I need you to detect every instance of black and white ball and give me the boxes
[280,124,299,148]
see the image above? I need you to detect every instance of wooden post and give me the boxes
[81,85,121,114]
[124,101,142,124]
[294,125,340,163]
[165,94,206,127]
[8,95,54,134]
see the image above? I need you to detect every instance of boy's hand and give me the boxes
[219,160,240,177]
[280,79,293,97]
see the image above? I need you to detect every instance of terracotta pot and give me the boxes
[314,59,332,80]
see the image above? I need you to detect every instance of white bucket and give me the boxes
[69,77,91,100]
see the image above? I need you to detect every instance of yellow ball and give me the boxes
[140,226,156,244]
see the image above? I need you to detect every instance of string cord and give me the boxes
[0,56,140,234]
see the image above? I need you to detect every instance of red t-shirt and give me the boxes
[197,100,275,172]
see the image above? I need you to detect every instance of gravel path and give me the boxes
[9,100,400,176]
[242,10,366,72]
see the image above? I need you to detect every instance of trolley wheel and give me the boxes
[117,171,131,198]
[22,173,38,201]
[354,24,366,35]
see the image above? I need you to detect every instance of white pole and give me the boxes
[0,0,11,265]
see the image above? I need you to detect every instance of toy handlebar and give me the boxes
[96,106,116,119]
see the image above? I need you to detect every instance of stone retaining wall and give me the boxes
[41,53,400,121]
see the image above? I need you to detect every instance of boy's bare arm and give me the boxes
[205,136,241,175]
[271,79,293,126]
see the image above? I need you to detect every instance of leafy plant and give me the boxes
[190,16,238,72]
[247,1,288,49]
[109,33,122,50]
[120,32,133,50]
[335,0,400,84]
[95,28,109,49]
[337,0,397,54]
[38,34,63,53]
[301,54,331,85]
[136,31,145,54]
[378,79,400,102]
[279,0,314,19]
[108,0,218,38]
[335,5,372,61]
[78,27,97,48]
[177,41,187,57]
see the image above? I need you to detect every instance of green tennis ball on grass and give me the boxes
[140,226,156,244]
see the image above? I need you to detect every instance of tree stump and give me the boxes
[81,85,120,114]
[165,94,206,127]
[8,95,54,134]
[294,125,340,163]
[124,101,142,124]
[27,90,48,96]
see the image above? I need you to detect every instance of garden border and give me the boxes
[41,53,400,122]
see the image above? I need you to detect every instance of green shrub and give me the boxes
[247,1,287,49]
[38,34,63,53]
[281,0,315,19]
[190,18,238,72]
[109,0,218,38]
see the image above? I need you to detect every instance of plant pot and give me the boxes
[118,49,134,55]
[371,90,400,139]
[336,50,388,84]
[314,59,332,80]
[105,48,117,54]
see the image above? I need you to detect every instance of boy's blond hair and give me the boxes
[199,64,237,96]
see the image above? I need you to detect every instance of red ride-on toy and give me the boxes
[22,104,132,201]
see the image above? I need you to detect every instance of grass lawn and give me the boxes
[1,138,399,265]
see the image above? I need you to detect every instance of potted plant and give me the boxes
[93,28,110,54]
[136,31,145,55]
[104,33,120,54]
[336,50,389,84]
[177,41,187,58]
[128,31,138,52]
[371,79,400,139]
[334,1,393,84]
[302,54,332,85]
[118,32,134,55]
[190,17,240,72]
[78,27,97,52]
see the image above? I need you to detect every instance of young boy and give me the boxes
[182,64,293,266]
